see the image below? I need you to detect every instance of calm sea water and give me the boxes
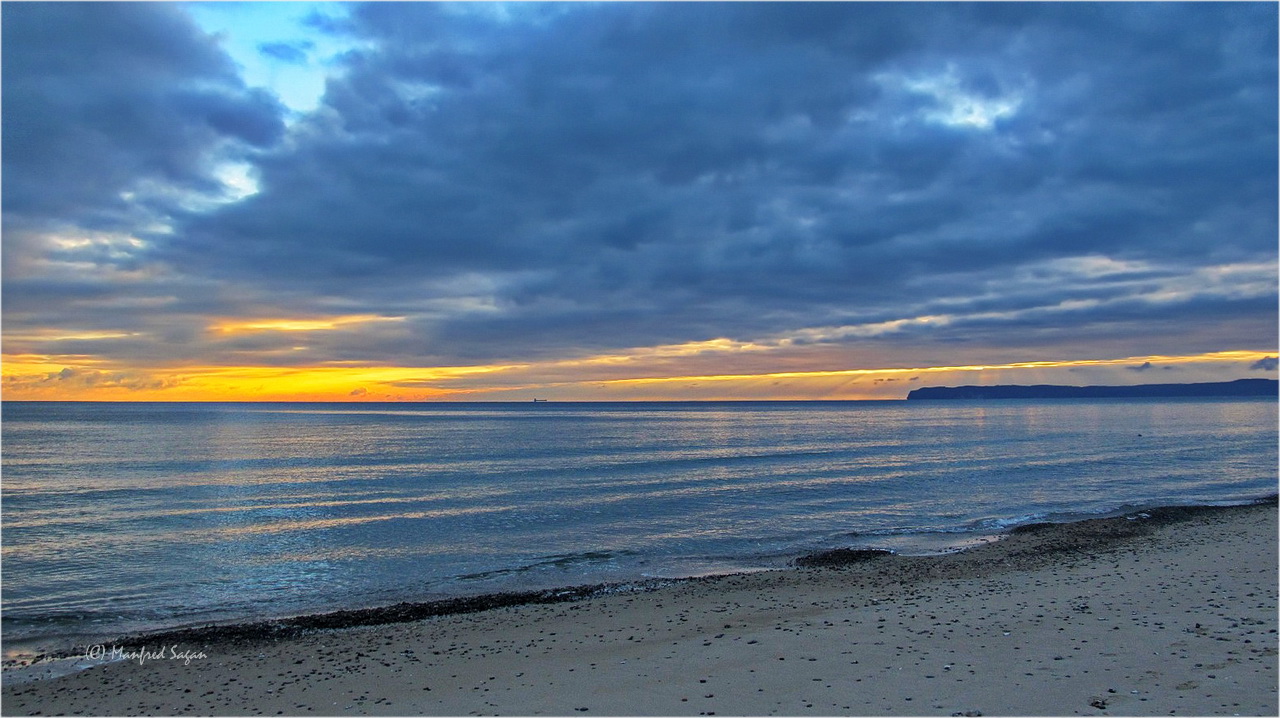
[2,399,1275,659]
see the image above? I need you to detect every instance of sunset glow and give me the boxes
[4,350,1273,403]
[2,2,1275,403]
[210,315,405,334]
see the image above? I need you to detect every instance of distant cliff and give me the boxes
[906,378,1278,401]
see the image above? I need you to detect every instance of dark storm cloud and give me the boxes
[6,3,1277,369]
[1,2,285,236]
[1251,357,1279,371]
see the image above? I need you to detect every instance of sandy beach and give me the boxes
[3,501,1275,716]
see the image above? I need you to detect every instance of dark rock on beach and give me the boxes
[792,548,894,567]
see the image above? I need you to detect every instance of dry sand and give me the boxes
[3,502,1275,716]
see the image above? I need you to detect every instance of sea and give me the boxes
[2,398,1276,664]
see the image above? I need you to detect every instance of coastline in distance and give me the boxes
[906,378,1278,400]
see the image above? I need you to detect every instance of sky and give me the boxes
[2,2,1277,402]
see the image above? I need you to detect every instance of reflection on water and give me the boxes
[2,399,1275,655]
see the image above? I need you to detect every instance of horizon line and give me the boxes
[4,377,1274,404]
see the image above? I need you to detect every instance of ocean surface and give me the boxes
[2,398,1276,660]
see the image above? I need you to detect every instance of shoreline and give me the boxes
[3,497,1275,715]
[6,496,1274,674]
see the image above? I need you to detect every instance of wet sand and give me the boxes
[3,501,1276,716]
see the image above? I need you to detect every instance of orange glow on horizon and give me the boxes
[0,359,526,402]
[1,350,1273,402]
[210,314,404,334]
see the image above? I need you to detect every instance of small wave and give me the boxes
[457,550,637,581]
[833,513,1049,541]
[967,513,1052,532]
[840,493,1278,540]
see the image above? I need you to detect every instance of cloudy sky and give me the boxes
[3,2,1276,401]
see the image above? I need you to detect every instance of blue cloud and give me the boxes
[258,40,313,65]
[1250,357,1278,371]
